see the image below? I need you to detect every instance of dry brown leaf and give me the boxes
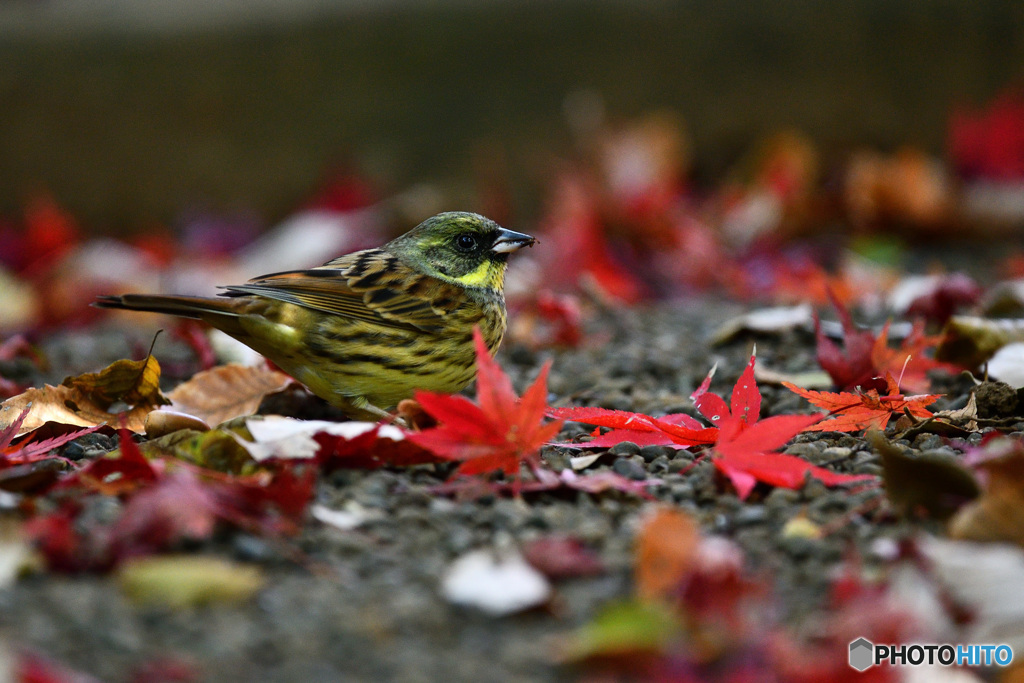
[634,508,699,602]
[0,356,169,437]
[167,363,294,427]
[950,440,1024,547]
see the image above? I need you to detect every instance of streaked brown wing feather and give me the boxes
[221,248,457,333]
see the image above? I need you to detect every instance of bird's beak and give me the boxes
[492,228,537,253]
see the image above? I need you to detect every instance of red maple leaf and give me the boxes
[869,321,958,394]
[548,406,711,449]
[409,328,563,479]
[817,294,956,394]
[680,353,873,499]
[815,293,884,393]
[949,87,1024,180]
[783,374,942,433]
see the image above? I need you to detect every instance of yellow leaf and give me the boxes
[118,555,265,608]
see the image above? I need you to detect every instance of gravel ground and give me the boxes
[0,297,980,681]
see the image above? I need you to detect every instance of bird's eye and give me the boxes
[455,234,477,251]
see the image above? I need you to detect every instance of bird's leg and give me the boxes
[349,396,408,428]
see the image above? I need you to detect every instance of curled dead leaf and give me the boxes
[62,355,164,409]
[144,409,211,438]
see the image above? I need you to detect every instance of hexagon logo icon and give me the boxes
[849,637,874,671]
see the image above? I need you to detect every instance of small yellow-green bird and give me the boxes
[96,212,535,420]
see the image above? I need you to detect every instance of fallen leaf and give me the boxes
[143,409,210,438]
[240,416,438,468]
[985,342,1024,388]
[685,354,872,499]
[635,508,699,602]
[118,555,265,608]
[0,357,170,436]
[921,536,1024,655]
[522,535,605,579]
[936,316,1024,369]
[441,548,551,616]
[710,303,814,345]
[868,430,980,520]
[63,355,164,410]
[167,363,293,427]
[411,328,562,479]
[949,436,1024,545]
[559,600,680,663]
[548,406,704,449]
[896,273,982,326]
[784,375,942,433]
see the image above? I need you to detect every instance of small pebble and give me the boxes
[612,457,648,480]
[62,442,86,460]
[733,505,767,526]
[609,442,641,457]
[638,445,668,462]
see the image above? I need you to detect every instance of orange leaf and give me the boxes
[783,381,941,433]
[635,508,699,602]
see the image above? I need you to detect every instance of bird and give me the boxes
[96,211,536,421]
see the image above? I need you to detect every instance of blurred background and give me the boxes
[2,0,1024,337]
[1,0,1022,229]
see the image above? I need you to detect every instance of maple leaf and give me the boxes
[548,406,708,449]
[783,375,942,433]
[817,294,956,394]
[409,328,563,479]
[815,293,883,393]
[681,353,874,499]
[869,320,958,394]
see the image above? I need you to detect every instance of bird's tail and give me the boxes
[94,294,247,336]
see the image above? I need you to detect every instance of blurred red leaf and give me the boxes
[108,468,219,561]
[949,87,1024,180]
[815,293,884,393]
[410,328,562,479]
[58,430,159,496]
[21,193,80,275]
[315,423,444,471]
[869,321,958,394]
[817,295,955,394]
[523,535,605,579]
[903,273,982,326]
[16,650,101,683]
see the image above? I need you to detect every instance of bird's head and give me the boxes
[388,212,536,290]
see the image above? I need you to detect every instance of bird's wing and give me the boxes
[222,249,459,333]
